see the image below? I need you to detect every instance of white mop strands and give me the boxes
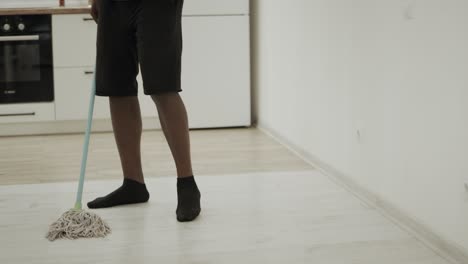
[46,208,111,241]
[46,71,111,241]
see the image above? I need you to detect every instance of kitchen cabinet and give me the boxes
[183,0,249,15]
[52,14,158,120]
[52,0,250,129]
[52,14,96,68]
[181,15,251,128]
[0,103,55,124]
[54,67,110,120]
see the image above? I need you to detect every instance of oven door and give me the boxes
[0,31,54,104]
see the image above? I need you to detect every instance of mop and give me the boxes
[46,71,111,241]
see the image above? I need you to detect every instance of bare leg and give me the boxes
[87,96,149,209]
[151,93,193,178]
[152,92,199,222]
[109,96,145,183]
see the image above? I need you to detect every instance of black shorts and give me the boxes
[95,0,184,96]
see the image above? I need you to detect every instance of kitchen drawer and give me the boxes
[52,14,96,68]
[54,67,110,120]
[0,103,55,124]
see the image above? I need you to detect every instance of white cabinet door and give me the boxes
[0,103,55,124]
[52,14,96,68]
[54,67,110,120]
[181,16,251,128]
[184,0,249,15]
[52,14,251,128]
[55,67,155,121]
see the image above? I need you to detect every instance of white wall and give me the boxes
[253,0,468,255]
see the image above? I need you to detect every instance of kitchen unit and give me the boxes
[0,14,56,124]
[0,0,251,135]
[0,15,53,104]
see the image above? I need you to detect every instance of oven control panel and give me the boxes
[1,16,28,34]
[2,23,11,32]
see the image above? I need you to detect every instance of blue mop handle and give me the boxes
[74,70,97,210]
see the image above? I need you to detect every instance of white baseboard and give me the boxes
[257,123,468,264]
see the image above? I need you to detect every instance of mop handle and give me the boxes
[74,70,97,210]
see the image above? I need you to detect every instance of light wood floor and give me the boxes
[0,170,450,264]
[0,128,452,263]
[0,128,312,185]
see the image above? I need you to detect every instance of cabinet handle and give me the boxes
[0,112,36,117]
[83,17,94,21]
[0,35,40,42]
[84,71,94,75]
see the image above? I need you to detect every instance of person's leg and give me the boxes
[88,0,149,209]
[152,93,192,178]
[87,96,150,209]
[109,96,144,183]
[152,93,201,222]
[137,0,200,221]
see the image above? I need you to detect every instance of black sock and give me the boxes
[87,178,150,209]
[176,176,201,222]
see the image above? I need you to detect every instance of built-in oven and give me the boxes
[0,15,54,104]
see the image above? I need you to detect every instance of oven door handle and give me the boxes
[0,35,40,42]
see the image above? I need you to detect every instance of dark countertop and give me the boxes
[0,6,91,16]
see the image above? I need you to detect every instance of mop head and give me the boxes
[46,209,111,241]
